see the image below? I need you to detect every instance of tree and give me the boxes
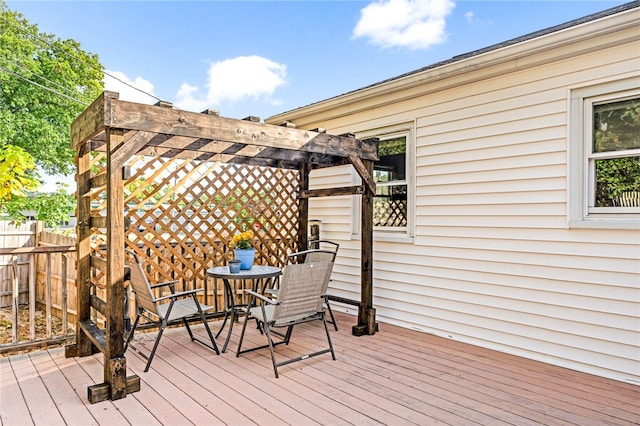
[0,0,104,176]
[594,97,640,205]
[2,183,75,228]
[0,144,39,203]
[0,144,75,227]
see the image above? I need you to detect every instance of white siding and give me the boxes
[268,10,640,385]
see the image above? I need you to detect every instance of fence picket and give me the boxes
[0,223,77,352]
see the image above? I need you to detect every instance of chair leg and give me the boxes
[263,323,280,378]
[283,324,295,344]
[124,311,142,352]
[183,296,220,355]
[321,312,337,361]
[324,296,338,331]
[183,311,220,355]
[199,312,220,354]
[184,317,195,341]
[235,308,251,356]
[144,320,167,372]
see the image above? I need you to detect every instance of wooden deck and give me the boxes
[2,312,639,425]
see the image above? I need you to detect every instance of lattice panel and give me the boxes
[88,151,108,325]
[120,153,300,293]
[373,199,407,227]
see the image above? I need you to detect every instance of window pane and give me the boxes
[374,137,406,182]
[374,185,407,227]
[595,157,640,207]
[593,97,640,153]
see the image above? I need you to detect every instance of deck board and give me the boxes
[0,352,33,425]
[29,350,99,426]
[2,312,638,426]
[9,352,66,426]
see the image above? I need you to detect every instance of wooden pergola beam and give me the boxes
[72,92,378,162]
[87,124,375,170]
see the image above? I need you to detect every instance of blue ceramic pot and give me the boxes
[233,248,255,270]
[228,259,241,274]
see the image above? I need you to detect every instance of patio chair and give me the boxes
[124,253,220,372]
[267,239,340,330]
[236,261,336,378]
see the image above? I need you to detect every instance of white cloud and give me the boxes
[174,55,287,112]
[464,11,475,24]
[353,0,455,50]
[175,82,207,112]
[104,70,157,104]
[464,10,493,27]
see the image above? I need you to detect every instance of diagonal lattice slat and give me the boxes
[116,153,299,301]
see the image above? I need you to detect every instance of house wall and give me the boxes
[270,9,640,384]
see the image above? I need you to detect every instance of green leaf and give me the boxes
[0,1,104,175]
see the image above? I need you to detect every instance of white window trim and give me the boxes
[352,122,415,240]
[568,77,640,230]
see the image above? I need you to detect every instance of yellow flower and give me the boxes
[229,230,254,250]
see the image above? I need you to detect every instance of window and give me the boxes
[353,124,413,238]
[569,78,640,228]
[591,98,640,207]
[374,136,408,229]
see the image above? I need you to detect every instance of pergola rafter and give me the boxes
[65,91,379,403]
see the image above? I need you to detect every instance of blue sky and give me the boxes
[5,0,630,189]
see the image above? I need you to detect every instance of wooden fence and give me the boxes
[0,223,265,353]
[0,222,76,353]
[0,221,39,308]
[0,219,322,353]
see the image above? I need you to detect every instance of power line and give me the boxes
[0,56,81,99]
[0,13,164,104]
[0,65,89,106]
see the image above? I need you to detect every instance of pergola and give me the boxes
[64,91,379,403]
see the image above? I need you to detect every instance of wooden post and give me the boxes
[65,141,93,358]
[353,159,377,336]
[298,163,311,254]
[28,253,35,340]
[309,221,320,247]
[79,127,139,403]
[103,128,128,400]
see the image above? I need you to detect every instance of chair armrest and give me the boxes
[287,249,336,264]
[287,249,316,261]
[155,287,203,302]
[244,289,277,305]
[309,239,340,250]
[150,280,179,290]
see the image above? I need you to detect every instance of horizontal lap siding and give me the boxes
[298,24,639,384]
[406,41,640,384]
[308,167,362,306]
[308,165,355,238]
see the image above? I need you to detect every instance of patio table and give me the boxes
[206,265,281,352]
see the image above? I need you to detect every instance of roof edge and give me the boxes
[266,1,640,125]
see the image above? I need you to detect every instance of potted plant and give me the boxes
[229,230,255,269]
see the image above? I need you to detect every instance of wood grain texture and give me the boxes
[4,312,638,425]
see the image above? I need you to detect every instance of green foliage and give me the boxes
[593,98,640,152]
[2,183,75,228]
[0,144,40,203]
[593,97,640,203]
[125,178,172,204]
[596,157,640,199]
[0,0,104,175]
[378,137,406,156]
